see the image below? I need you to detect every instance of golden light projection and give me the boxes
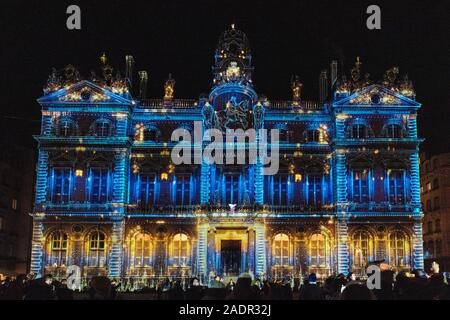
[160,172,169,181]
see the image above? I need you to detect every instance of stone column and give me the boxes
[254,223,267,277]
[200,161,211,204]
[412,219,425,270]
[113,151,129,205]
[30,218,45,277]
[247,228,255,273]
[108,218,125,278]
[196,223,208,283]
[35,151,49,206]
[335,151,350,275]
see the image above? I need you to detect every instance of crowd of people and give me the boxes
[1,262,450,300]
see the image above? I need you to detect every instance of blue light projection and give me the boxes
[29,27,425,280]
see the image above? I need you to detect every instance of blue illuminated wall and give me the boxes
[29,28,424,281]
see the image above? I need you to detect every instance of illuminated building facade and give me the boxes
[30,27,424,284]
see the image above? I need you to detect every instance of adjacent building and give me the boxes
[421,153,450,271]
[30,27,424,286]
[0,142,34,276]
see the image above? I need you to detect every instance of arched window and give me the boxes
[273,233,290,266]
[47,231,68,266]
[94,119,112,137]
[59,119,76,137]
[86,231,106,267]
[351,124,368,139]
[352,231,371,267]
[172,233,189,266]
[305,129,320,143]
[310,233,328,267]
[384,124,403,138]
[131,232,152,268]
[389,231,410,267]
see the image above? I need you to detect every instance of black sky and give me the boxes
[0,0,449,155]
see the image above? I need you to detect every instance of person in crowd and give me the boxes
[87,276,115,300]
[341,282,376,300]
[55,278,74,300]
[226,273,260,300]
[23,275,55,300]
[186,277,203,300]
[168,280,184,300]
[298,273,322,300]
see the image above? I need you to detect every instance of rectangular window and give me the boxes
[51,167,72,203]
[89,168,109,203]
[273,175,289,205]
[139,173,157,208]
[434,197,440,210]
[0,216,3,230]
[225,174,240,205]
[388,170,405,204]
[175,174,191,206]
[307,175,323,207]
[352,170,369,203]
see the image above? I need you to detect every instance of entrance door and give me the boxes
[221,240,241,275]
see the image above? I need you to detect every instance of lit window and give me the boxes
[11,199,17,210]
[388,170,406,204]
[273,233,290,266]
[389,231,409,267]
[47,231,68,266]
[225,174,240,205]
[138,173,157,208]
[86,231,106,267]
[89,168,110,203]
[352,231,371,267]
[174,174,192,206]
[131,233,152,268]
[310,233,328,267]
[352,170,369,203]
[50,167,72,203]
[273,175,289,206]
[172,233,189,266]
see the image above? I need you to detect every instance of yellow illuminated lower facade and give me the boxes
[37,217,415,286]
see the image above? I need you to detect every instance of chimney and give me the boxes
[125,55,134,86]
[319,69,328,104]
[138,70,148,99]
[330,60,338,90]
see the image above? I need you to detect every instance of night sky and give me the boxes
[1,0,449,155]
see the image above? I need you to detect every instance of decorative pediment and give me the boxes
[334,84,420,107]
[37,80,132,105]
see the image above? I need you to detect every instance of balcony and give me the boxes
[348,202,412,214]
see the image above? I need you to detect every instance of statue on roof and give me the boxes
[164,74,176,100]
